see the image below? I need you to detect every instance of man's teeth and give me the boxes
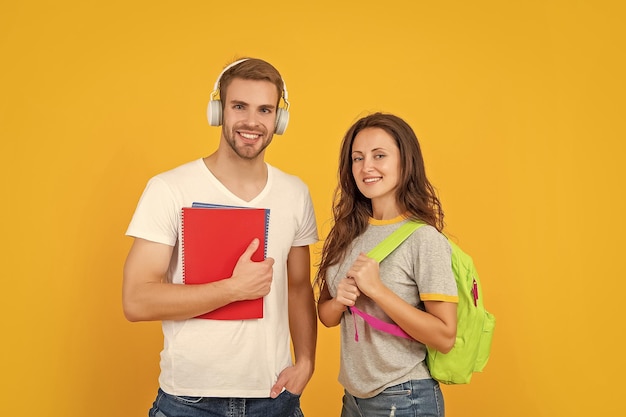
[240,133,260,139]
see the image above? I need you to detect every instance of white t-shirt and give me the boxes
[126,159,318,397]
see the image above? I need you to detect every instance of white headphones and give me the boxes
[207,59,290,135]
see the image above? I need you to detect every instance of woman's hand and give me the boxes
[335,277,360,308]
[347,253,384,298]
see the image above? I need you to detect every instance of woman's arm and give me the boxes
[317,276,360,327]
[347,253,457,353]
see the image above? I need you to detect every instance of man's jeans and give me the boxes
[149,388,304,417]
[341,379,444,417]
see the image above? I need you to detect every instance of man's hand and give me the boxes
[230,238,274,301]
[269,361,314,398]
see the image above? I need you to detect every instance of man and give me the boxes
[123,57,318,417]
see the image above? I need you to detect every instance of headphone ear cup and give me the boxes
[275,108,289,135]
[207,100,222,126]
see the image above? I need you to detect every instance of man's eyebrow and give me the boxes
[228,99,277,110]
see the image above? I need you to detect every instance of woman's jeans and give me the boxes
[149,388,304,417]
[341,379,444,417]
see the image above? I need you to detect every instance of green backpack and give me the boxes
[360,220,496,384]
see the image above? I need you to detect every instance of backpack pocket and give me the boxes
[474,310,496,372]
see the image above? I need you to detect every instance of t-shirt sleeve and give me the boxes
[125,176,179,246]
[413,226,458,303]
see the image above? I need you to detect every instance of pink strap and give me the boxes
[349,306,414,341]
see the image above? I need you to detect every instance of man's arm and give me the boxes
[270,245,317,397]
[122,237,273,321]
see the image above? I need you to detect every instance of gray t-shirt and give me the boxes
[325,218,457,398]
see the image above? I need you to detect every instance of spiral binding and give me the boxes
[263,209,270,259]
[180,207,187,284]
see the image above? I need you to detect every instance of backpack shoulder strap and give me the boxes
[349,220,426,342]
[367,220,425,262]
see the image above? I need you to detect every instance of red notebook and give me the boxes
[181,204,270,320]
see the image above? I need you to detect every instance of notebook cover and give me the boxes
[181,205,269,320]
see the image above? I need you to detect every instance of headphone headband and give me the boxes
[210,59,250,97]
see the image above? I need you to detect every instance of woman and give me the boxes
[316,113,458,417]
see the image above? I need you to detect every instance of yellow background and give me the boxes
[1,1,624,416]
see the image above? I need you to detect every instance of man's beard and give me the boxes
[224,125,273,160]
